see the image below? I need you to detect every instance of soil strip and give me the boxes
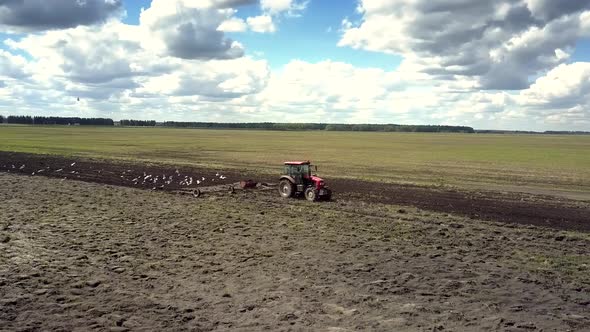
[1,151,588,232]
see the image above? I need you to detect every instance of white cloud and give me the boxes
[136,57,269,99]
[139,0,244,60]
[340,0,590,90]
[0,49,31,79]
[519,62,590,110]
[247,15,276,33]
[261,0,307,15]
[255,59,438,123]
[218,17,248,32]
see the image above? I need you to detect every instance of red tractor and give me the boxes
[279,161,332,201]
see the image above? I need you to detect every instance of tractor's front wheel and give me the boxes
[279,179,295,198]
[304,187,318,201]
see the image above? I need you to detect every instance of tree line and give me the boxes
[120,119,157,127]
[2,116,587,134]
[323,124,475,133]
[2,115,114,126]
[161,121,475,133]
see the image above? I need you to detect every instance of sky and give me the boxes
[1,0,590,131]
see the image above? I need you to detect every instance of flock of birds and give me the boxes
[127,168,227,189]
[4,162,229,190]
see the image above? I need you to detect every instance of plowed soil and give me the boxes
[1,172,589,331]
[1,151,588,232]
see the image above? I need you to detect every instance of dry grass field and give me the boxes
[1,126,589,199]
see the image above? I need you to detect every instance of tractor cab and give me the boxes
[284,161,314,183]
[279,161,332,201]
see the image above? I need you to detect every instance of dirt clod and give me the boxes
[86,280,102,288]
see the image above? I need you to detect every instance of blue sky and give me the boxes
[120,0,401,70]
[1,0,590,130]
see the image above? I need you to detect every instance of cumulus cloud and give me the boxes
[255,59,438,123]
[0,49,31,79]
[136,57,270,100]
[520,62,590,110]
[340,0,590,90]
[140,0,244,60]
[6,16,268,103]
[18,25,141,84]
[261,0,307,15]
[0,0,123,32]
[218,17,248,32]
[247,15,276,33]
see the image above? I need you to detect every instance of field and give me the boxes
[1,174,589,331]
[1,126,589,199]
[1,125,590,331]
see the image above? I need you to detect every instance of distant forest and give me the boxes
[120,119,157,127]
[1,115,588,134]
[3,115,114,126]
[160,122,476,133]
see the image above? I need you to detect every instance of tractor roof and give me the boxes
[284,161,310,165]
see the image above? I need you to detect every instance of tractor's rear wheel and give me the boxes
[279,179,295,198]
[304,187,318,201]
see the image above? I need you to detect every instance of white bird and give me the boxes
[188,177,193,185]
[216,172,220,177]
[220,176,227,180]
[196,180,201,185]
[56,169,63,172]
[71,162,76,166]
[19,165,25,170]
[201,177,205,181]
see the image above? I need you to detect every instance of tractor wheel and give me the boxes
[304,187,318,202]
[279,179,295,198]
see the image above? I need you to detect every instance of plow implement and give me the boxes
[171,181,276,198]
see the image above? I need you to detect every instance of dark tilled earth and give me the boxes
[1,151,589,232]
[1,173,589,331]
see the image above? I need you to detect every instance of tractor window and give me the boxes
[301,164,310,176]
[285,164,311,177]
